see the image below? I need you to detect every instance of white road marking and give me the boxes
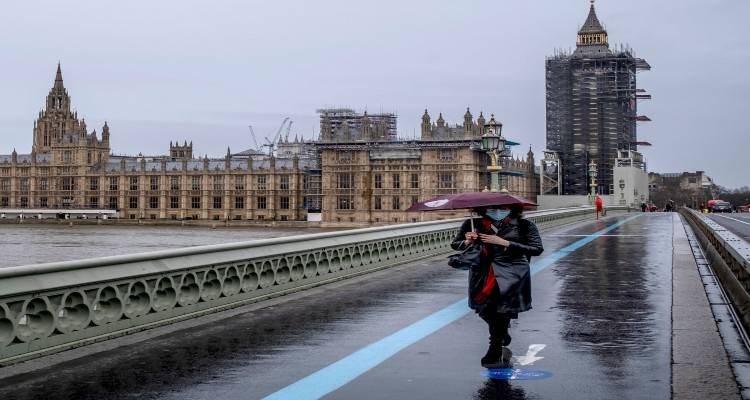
[712,214,750,226]
[513,344,546,366]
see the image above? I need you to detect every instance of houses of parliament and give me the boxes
[0,65,538,226]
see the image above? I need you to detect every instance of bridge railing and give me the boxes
[680,208,750,332]
[0,205,624,365]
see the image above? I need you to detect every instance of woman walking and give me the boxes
[451,204,543,368]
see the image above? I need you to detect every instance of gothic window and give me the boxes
[20,197,28,208]
[109,177,118,191]
[191,196,201,209]
[213,196,222,209]
[439,173,455,189]
[109,197,118,209]
[40,178,49,191]
[374,174,382,189]
[87,152,92,164]
[2,178,11,191]
[411,196,419,207]
[234,196,245,209]
[89,197,99,208]
[280,196,290,209]
[374,196,382,210]
[89,177,99,191]
[337,173,353,189]
[337,196,353,210]
[234,176,245,190]
[410,173,419,189]
[62,177,73,191]
[392,174,400,189]
[439,149,457,162]
[129,177,139,191]
[257,196,267,209]
[191,176,201,191]
[212,175,224,191]
[19,178,29,191]
[63,151,72,164]
[338,151,353,162]
[149,197,159,209]
[392,196,401,210]
[129,196,138,209]
[170,176,180,191]
[0,197,8,207]
[40,197,48,208]
[279,175,289,190]
[257,175,267,190]
[170,196,179,209]
[150,176,159,191]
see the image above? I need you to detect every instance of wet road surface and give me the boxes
[706,213,750,242]
[0,213,674,400]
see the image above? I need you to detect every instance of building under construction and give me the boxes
[545,1,650,195]
[317,108,397,142]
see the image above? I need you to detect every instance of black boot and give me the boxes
[481,341,513,368]
[481,341,502,368]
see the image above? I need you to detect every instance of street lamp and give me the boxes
[619,178,626,205]
[480,114,508,193]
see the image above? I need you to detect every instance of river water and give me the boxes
[0,224,337,268]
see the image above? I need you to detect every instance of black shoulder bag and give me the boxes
[448,243,483,271]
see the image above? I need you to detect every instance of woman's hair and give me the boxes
[508,204,523,217]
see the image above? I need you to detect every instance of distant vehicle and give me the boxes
[711,200,733,213]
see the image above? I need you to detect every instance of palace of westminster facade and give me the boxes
[0,66,538,225]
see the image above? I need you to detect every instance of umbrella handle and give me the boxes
[470,212,475,232]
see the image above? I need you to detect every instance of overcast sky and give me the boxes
[1,1,748,187]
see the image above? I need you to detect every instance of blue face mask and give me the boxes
[485,209,510,221]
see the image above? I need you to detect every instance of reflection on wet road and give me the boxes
[0,214,673,399]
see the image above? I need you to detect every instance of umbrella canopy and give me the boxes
[406,192,537,212]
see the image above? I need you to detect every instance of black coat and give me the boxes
[451,216,544,315]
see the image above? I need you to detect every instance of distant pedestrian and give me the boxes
[641,202,647,212]
[451,204,544,369]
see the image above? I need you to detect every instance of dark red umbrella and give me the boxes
[406,192,536,212]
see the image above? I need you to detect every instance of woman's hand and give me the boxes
[464,231,478,245]
[478,233,510,247]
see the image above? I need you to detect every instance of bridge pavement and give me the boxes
[0,213,741,399]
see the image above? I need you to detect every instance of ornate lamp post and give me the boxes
[480,115,509,193]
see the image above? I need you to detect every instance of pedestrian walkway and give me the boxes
[0,213,740,400]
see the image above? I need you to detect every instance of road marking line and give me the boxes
[262,214,642,400]
[712,214,750,226]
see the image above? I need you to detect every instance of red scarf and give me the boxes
[474,217,498,304]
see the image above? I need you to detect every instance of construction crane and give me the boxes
[247,125,261,152]
[262,117,292,156]
[284,120,294,142]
